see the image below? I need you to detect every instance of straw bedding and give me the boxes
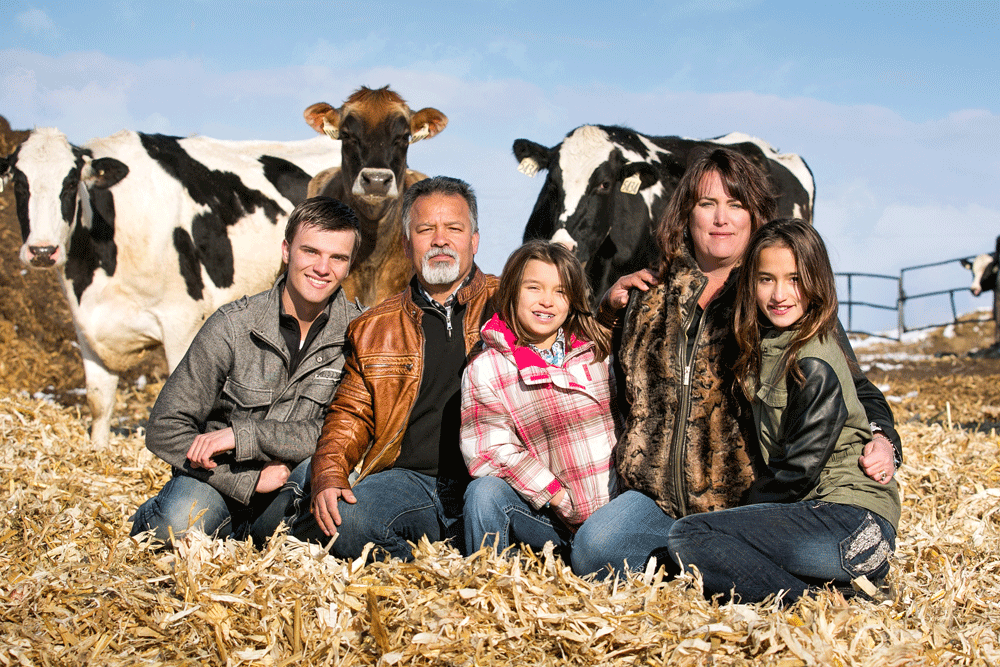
[2,374,999,665]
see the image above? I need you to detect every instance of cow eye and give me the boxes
[597,181,611,191]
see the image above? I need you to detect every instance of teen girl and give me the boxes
[666,218,901,603]
[461,240,620,556]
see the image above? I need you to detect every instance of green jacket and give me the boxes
[752,329,900,530]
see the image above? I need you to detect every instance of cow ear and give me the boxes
[304,103,341,139]
[620,162,659,194]
[83,157,130,189]
[512,139,551,178]
[410,108,448,143]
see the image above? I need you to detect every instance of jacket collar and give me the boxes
[480,313,587,371]
[250,274,351,360]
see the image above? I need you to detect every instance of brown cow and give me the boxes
[304,86,447,306]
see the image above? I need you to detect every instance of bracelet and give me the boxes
[869,423,901,470]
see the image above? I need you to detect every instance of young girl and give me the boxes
[666,218,901,603]
[461,240,620,556]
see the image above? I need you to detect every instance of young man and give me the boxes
[131,197,363,547]
[299,176,498,561]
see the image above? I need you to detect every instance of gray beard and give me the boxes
[420,248,461,285]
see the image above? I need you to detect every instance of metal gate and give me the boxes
[837,255,992,340]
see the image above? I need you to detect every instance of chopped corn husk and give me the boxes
[2,384,1000,666]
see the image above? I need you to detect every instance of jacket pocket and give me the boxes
[756,382,787,409]
[222,378,273,419]
[300,375,341,404]
[360,355,417,378]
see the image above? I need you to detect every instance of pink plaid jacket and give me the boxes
[460,314,620,528]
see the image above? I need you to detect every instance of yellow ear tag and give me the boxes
[410,125,430,143]
[620,173,642,195]
[517,157,540,177]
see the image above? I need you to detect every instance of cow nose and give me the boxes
[359,168,394,196]
[29,245,58,267]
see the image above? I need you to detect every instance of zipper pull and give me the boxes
[683,365,691,386]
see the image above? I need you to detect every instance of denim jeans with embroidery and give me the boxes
[665,500,895,603]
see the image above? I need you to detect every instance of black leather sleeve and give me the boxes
[748,357,847,505]
[834,320,903,465]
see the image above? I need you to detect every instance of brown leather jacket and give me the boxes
[311,268,499,493]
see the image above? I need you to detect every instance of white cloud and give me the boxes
[16,9,59,39]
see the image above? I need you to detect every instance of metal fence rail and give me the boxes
[837,254,992,341]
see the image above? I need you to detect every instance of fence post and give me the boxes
[846,274,853,332]
[994,234,1000,345]
[897,268,906,340]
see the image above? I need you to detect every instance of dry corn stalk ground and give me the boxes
[2,368,1000,666]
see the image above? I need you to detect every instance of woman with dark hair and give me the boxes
[571,148,901,578]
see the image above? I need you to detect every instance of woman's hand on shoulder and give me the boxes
[603,269,660,311]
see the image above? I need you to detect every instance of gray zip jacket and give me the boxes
[145,276,362,505]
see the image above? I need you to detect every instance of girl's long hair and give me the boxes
[496,240,611,361]
[656,147,777,275]
[733,218,840,399]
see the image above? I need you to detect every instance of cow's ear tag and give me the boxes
[321,120,340,141]
[410,125,430,143]
[517,158,540,177]
[620,173,642,195]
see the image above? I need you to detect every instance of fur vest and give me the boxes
[614,250,759,518]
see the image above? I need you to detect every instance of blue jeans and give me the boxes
[570,490,676,579]
[464,476,573,555]
[293,468,465,562]
[129,459,311,548]
[666,500,896,604]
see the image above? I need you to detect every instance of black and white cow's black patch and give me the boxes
[140,134,288,294]
[63,156,129,300]
[173,227,204,301]
[515,125,815,301]
[259,155,312,208]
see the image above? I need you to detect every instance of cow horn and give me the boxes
[410,124,431,143]
[517,157,540,178]
[620,173,642,195]
[321,120,340,141]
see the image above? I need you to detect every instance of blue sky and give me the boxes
[3,0,999,333]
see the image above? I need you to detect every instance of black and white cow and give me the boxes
[514,125,815,300]
[0,127,339,446]
[961,237,1000,346]
[961,253,998,297]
